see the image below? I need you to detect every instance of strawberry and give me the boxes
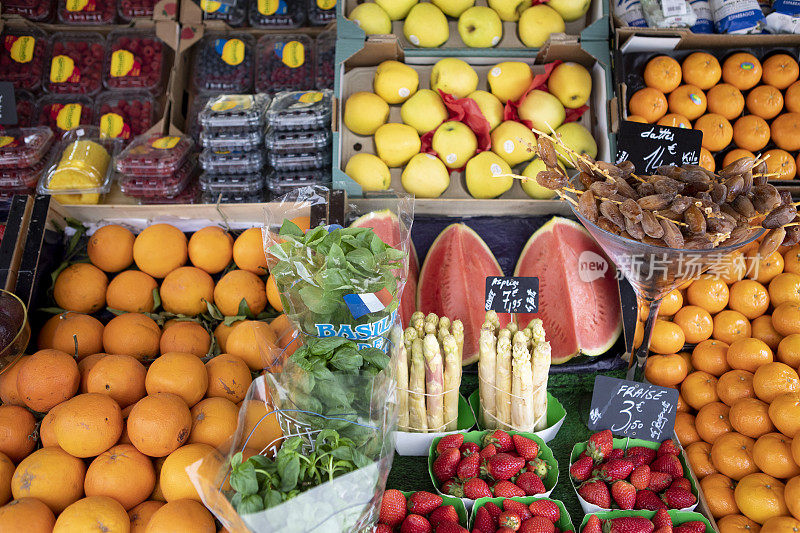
[437,434,465,454]
[473,506,496,533]
[611,480,637,510]
[483,429,514,453]
[608,449,626,460]
[441,479,464,498]
[669,478,691,492]
[461,442,481,457]
[485,502,503,519]
[401,514,433,533]
[498,529,517,533]
[407,492,443,516]
[584,515,603,533]
[578,480,611,508]
[606,516,655,533]
[484,453,525,480]
[673,522,706,533]
[512,434,540,460]
[586,430,613,462]
[594,459,635,482]
[480,444,498,460]
[647,472,673,493]
[651,455,683,479]
[626,447,657,465]
[635,490,668,511]
[379,489,406,526]
[520,516,555,533]
[457,454,481,481]
[516,471,546,495]
[376,524,393,533]
[494,480,526,497]
[653,528,672,533]
[652,509,671,529]
[464,478,493,500]
[429,505,460,527]
[503,499,533,520]
[570,456,594,482]
[657,439,680,457]
[662,487,697,509]
[436,523,468,533]
[499,511,522,531]
[630,465,651,491]
[434,448,462,483]
[527,458,551,479]
[527,500,560,522]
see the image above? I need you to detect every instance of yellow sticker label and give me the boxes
[5,36,35,64]
[316,0,336,9]
[100,113,130,139]
[279,41,305,69]
[56,104,82,131]
[66,0,92,11]
[200,0,221,12]
[110,50,141,78]
[0,137,14,148]
[214,39,245,66]
[211,95,252,112]
[258,0,279,15]
[50,55,78,83]
[297,91,323,104]
[151,136,180,149]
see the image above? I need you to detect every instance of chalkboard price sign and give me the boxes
[588,375,679,441]
[485,276,538,314]
[615,121,702,174]
[0,83,17,126]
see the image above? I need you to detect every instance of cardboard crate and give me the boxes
[614,24,800,50]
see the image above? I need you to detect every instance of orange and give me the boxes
[39,402,64,448]
[773,302,800,336]
[0,497,56,532]
[693,339,731,376]
[0,452,12,505]
[159,267,215,317]
[128,500,164,533]
[145,499,215,533]
[724,149,757,169]
[747,250,785,284]
[771,113,800,151]
[102,313,161,361]
[54,393,124,458]
[733,115,771,152]
[659,289,683,316]
[644,55,683,93]
[714,310,753,345]
[213,269,267,317]
[145,352,208,408]
[53,495,129,532]
[786,476,800,520]
[727,338,774,373]
[132,224,188,279]
[696,401,733,443]
[683,52,722,89]
[159,443,221,502]
[673,306,713,344]
[187,226,233,275]
[86,354,147,409]
[626,115,648,123]
[233,228,268,275]
[290,216,310,232]
[687,441,718,479]
[629,88,669,123]
[731,397,776,438]
[717,251,748,284]
[658,113,692,128]
[771,272,800,307]
[241,397,284,457]
[53,263,108,314]
[0,406,36,463]
[87,225,135,273]
[84,444,155,511]
[718,515,762,533]
[688,277,730,314]
[729,280,770,319]
[754,433,800,479]
[188,397,239,449]
[36,313,63,350]
[723,53,763,91]
[700,147,716,172]
[754,362,800,403]
[649,320,686,355]
[11,447,86,513]
[106,270,158,313]
[126,393,192,458]
[701,472,739,518]
[787,81,800,113]
[708,84,746,121]
[735,473,788,524]
[225,320,279,371]
[682,370,719,410]
[769,392,800,436]
[16,349,79,412]
[777,334,800,367]
[712,431,759,481]
[718,369,756,406]
[675,411,701,446]
[761,516,800,533]
[763,54,800,90]
[644,353,689,387]
[669,85,707,120]
[695,114,734,151]
[78,353,104,393]
[205,354,252,404]
[266,274,283,312]
[764,149,798,180]
[746,85,785,120]
[213,322,237,354]
[752,316,783,352]
[51,313,104,359]
[678,350,693,373]
[0,355,26,406]
[159,321,211,358]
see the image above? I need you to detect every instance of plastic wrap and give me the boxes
[248,0,305,27]
[642,0,697,27]
[613,0,649,26]
[710,0,765,32]
[773,0,800,17]
[267,90,332,131]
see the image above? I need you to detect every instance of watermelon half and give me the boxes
[350,210,418,328]
[418,223,511,365]
[514,217,622,363]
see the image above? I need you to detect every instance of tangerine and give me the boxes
[658,113,692,128]
[683,52,722,89]
[768,392,800,436]
[786,81,800,113]
[669,85,707,120]
[761,516,800,533]
[53,263,108,314]
[673,306,713,344]
[688,277,730,313]
[693,339,731,376]
[723,53,763,91]
[36,314,63,350]
[241,397,284,457]
[713,310,753,345]
[734,473,788,524]
[0,452,12,505]
[777,333,800,368]
[700,147,716,172]
[687,440,718,478]
[729,280,770,319]
[771,272,800,307]
[754,362,800,403]
[626,115,648,123]
[752,315,782,352]
[718,515,762,533]
[650,320,686,354]
[773,302,800,336]
[771,113,800,151]
[762,54,800,90]
[708,84,746,121]
[682,370,720,410]
[753,433,800,479]
[695,114,734,151]
[644,55,683,93]
[644,353,689,387]
[105,270,157,313]
[701,472,739,518]
[718,251,748,284]
[712,432,759,480]
[78,353,104,393]
[727,337,774,373]
[733,115,771,152]
[785,476,800,520]
[784,247,800,276]
[696,401,733,443]
[87,225,135,273]
[675,411,701,446]
[746,85,785,120]
[747,250,785,284]
[730,398,776,438]
[659,289,684,316]
[629,88,669,123]
[187,226,233,275]
[724,150,757,169]
[132,224,188,279]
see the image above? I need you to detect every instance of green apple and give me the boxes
[374,123,421,167]
[401,89,448,135]
[345,153,392,191]
[402,153,451,198]
[548,62,592,108]
[430,58,479,99]
[488,0,532,21]
[518,5,565,47]
[432,0,475,17]
[373,60,419,104]
[465,152,513,198]
[344,92,390,136]
[547,0,591,22]
[404,3,449,48]
[349,3,392,35]
[432,121,478,169]
[487,61,533,103]
[521,157,565,198]
[554,122,597,167]
[375,0,418,20]
[468,90,504,131]
[518,90,565,132]
[458,6,503,48]
[490,120,537,166]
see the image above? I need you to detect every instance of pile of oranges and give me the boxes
[0,221,304,532]
[628,51,800,180]
[640,237,800,532]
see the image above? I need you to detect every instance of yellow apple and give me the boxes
[490,120,537,166]
[488,0,532,21]
[344,92,390,136]
[518,89,566,132]
[487,61,533,103]
[432,121,478,169]
[402,153,451,198]
[375,0,418,20]
[548,62,592,109]
[468,90,504,131]
[521,157,564,198]
[373,60,419,105]
[404,3,449,48]
[345,154,392,191]
[465,152,513,198]
[554,122,597,167]
[349,3,392,35]
[458,6,503,48]
[430,58,479,99]
[401,89,448,135]
[547,0,591,22]
[374,123,421,167]
[518,5,565,47]
[432,0,476,17]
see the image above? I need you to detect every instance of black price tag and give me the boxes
[0,83,17,126]
[485,276,538,314]
[615,121,702,174]
[588,375,679,441]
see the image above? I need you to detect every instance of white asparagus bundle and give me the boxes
[411,311,425,339]
[442,333,460,431]
[526,318,546,344]
[437,316,451,345]
[507,322,518,336]
[424,313,439,335]
[423,333,445,432]
[511,330,534,432]
[393,325,409,429]
[478,321,498,429]
[408,336,427,432]
[452,319,464,365]
[494,329,512,428]
[531,340,552,431]
[485,310,500,332]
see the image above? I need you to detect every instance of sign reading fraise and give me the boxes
[588,375,678,440]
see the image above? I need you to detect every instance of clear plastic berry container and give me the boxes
[141,180,200,204]
[187,94,212,143]
[266,90,332,131]
[95,91,160,142]
[0,158,48,192]
[248,0,305,27]
[315,28,335,90]
[12,90,36,128]
[57,0,116,24]
[104,30,167,95]
[192,33,255,95]
[200,171,264,194]
[115,133,194,177]
[307,0,336,25]
[199,0,247,27]
[199,149,265,174]
[255,34,315,94]
[119,156,197,198]
[265,128,331,154]
[2,0,55,21]
[202,190,264,203]
[0,28,48,92]
[268,150,330,171]
[200,129,263,151]
[36,94,95,140]
[266,167,330,197]
[44,32,105,96]
[118,0,157,22]
[198,94,270,131]
[0,127,55,169]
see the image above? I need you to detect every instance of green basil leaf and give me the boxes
[279,219,304,239]
[309,336,351,356]
[279,456,300,492]
[238,494,264,515]
[230,462,259,496]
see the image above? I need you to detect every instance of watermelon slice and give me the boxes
[418,223,511,365]
[350,210,418,328]
[514,217,622,363]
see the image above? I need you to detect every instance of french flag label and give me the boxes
[343,288,393,319]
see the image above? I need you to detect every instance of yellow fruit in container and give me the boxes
[47,140,109,205]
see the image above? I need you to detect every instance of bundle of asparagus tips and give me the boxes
[395,312,464,433]
[478,311,551,432]
[526,126,798,257]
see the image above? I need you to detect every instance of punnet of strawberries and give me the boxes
[472,497,574,533]
[570,431,697,511]
[581,508,709,533]
[376,489,468,533]
[430,430,555,501]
